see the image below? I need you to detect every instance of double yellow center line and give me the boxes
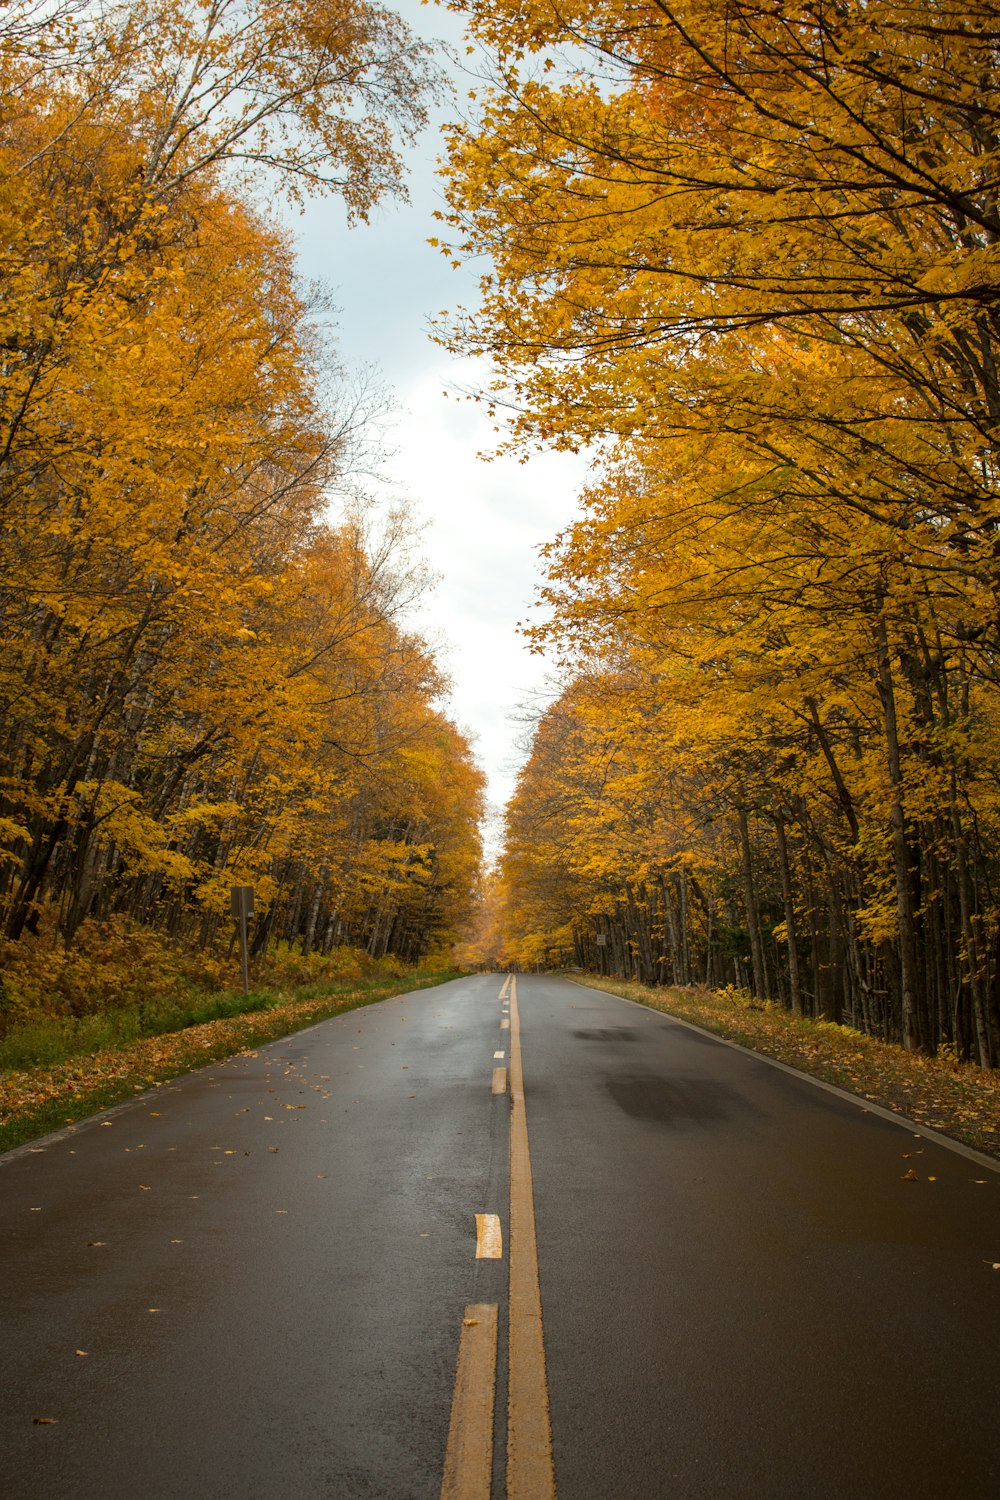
[506,977,557,1498]
[440,976,556,1500]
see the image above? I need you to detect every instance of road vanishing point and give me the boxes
[2,973,1000,1498]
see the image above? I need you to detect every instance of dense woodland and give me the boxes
[0,0,484,1003]
[442,0,1000,1065]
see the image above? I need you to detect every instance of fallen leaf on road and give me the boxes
[87,1240,106,1247]
[75,1350,87,1357]
[901,1169,918,1180]
[32,1417,56,1424]
[139,1185,151,1191]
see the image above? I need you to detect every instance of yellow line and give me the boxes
[507,976,556,1499]
[492,1066,507,1095]
[475,1212,503,1259]
[439,1303,499,1500]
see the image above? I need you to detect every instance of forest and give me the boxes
[0,0,483,1019]
[441,0,1000,1066]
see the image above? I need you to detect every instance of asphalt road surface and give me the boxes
[2,972,999,1499]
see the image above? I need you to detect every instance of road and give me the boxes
[2,972,999,1499]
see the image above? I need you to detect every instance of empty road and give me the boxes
[2,972,999,1498]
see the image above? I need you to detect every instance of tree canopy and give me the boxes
[0,0,483,987]
[442,0,1000,1064]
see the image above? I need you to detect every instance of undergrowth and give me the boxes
[0,907,416,1071]
[0,909,461,1151]
[0,967,462,1154]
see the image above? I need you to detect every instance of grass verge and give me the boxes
[0,968,461,1155]
[569,973,1000,1161]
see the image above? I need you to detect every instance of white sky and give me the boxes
[280,0,588,856]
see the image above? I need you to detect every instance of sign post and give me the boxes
[594,931,607,974]
[230,885,255,996]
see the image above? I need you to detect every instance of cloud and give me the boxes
[281,0,589,851]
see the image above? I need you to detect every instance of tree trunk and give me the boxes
[774,816,802,1016]
[874,609,921,1052]
[737,807,767,999]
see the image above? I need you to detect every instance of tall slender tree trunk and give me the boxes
[874,609,921,1052]
[661,873,680,984]
[678,866,691,985]
[774,816,802,1016]
[737,807,767,999]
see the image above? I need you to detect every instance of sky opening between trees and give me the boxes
[6,0,1000,1073]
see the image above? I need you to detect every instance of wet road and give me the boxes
[2,972,1000,1498]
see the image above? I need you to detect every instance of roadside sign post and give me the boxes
[595,931,607,974]
[230,885,254,996]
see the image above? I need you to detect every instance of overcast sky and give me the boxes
[279,0,588,856]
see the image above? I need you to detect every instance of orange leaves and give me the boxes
[0,4,482,970]
[442,0,1000,1067]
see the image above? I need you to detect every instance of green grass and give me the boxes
[0,968,463,1154]
[0,967,447,1073]
[0,985,281,1070]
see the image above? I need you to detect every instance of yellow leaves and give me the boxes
[70,783,195,888]
[916,245,1000,296]
[0,4,482,973]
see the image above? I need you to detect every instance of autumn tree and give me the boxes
[442,1,1000,1063]
[0,0,483,989]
